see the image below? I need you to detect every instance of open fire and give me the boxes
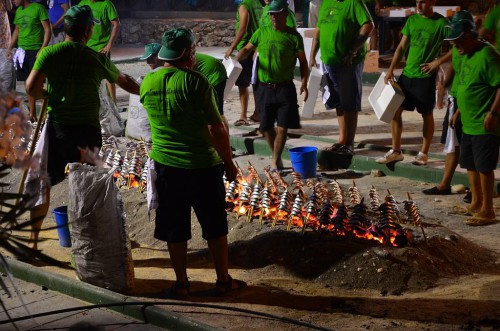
[226,162,422,248]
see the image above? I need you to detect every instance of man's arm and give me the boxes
[101,19,120,55]
[52,2,70,30]
[6,26,19,59]
[484,88,500,132]
[39,20,51,54]
[421,48,452,75]
[225,5,249,59]
[26,69,47,99]
[385,34,410,84]
[309,27,320,69]
[208,122,237,182]
[344,21,374,65]
[297,50,309,101]
[234,42,255,62]
[115,73,140,95]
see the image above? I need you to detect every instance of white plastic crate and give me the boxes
[368,72,405,123]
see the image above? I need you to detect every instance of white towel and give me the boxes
[13,48,25,69]
[146,158,158,219]
[443,97,459,154]
[24,121,50,208]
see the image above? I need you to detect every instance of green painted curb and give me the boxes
[1,258,217,331]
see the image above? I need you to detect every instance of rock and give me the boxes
[371,169,385,177]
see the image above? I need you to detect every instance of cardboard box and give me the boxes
[368,72,405,123]
[301,67,323,118]
[363,50,379,73]
[222,57,242,100]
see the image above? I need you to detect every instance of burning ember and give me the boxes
[226,163,422,248]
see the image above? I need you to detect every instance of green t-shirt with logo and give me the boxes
[249,26,304,84]
[401,13,448,79]
[317,0,372,66]
[484,5,500,50]
[78,0,119,52]
[13,3,49,50]
[456,43,500,136]
[140,68,223,168]
[195,53,227,87]
[449,46,464,98]
[33,41,120,128]
[235,0,263,51]
[260,5,297,29]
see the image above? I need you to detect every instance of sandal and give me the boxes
[168,281,190,298]
[450,205,475,216]
[234,119,250,126]
[465,216,499,226]
[422,186,452,195]
[323,143,343,152]
[215,275,247,296]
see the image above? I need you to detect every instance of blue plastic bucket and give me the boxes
[289,146,318,178]
[53,206,71,247]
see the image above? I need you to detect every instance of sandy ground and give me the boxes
[3,61,500,330]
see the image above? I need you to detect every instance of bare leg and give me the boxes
[476,170,496,220]
[264,126,287,169]
[437,146,459,190]
[391,107,404,151]
[166,241,189,284]
[336,108,346,145]
[107,81,117,103]
[466,170,482,213]
[249,84,260,122]
[207,235,230,282]
[344,110,358,147]
[421,112,434,154]
[27,94,37,122]
[29,190,50,251]
[238,86,249,121]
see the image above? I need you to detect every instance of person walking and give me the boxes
[444,16,500,226]
[6,0,51,122]
[140,28,246,297]
[47,0,71,44]
[236,0,308,171]
[309,0,374,155]
[224,0,262,126]
[25,4,140,250]
[375,0,449,165]
[77,0,120,102]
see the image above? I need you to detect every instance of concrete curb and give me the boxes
[1,258,217,331]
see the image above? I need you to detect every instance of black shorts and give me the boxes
[213,79,226,115]
[153,162,228,243]
[255,81,301,132]
[235,51,254,88]
[459,133,499,172]
[47,120,102,186]
[16,49,38,82]
[440,96,462,145]
[398,74,436,115]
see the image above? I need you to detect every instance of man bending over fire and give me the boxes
[139,28,247,297]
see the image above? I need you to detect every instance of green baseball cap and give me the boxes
[268,0,288,13]
[64,5,100,26]
[158,28,194,61]
[445,12,476,41]
[140,43,162,60]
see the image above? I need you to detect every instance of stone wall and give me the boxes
[117,19,236,47]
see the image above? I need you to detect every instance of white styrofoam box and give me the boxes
[434,6,460,17]
[301,67,323,118]
[379,7,412,17]
[297,28,322,67]
[222,57,243,100]
[368,72,405,123]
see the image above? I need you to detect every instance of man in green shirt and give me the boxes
[224,0,262,126]
[25,5,140,250]
[140,28,245,297]
[78,0,120,102]
[481,0,500,50]
[445,18,500,226]
[310,0,374,156]
[376,0,448,165]
[6,0,51,122]
[236,0,308,171]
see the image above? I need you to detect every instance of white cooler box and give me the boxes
[368,72,405,123]
[223,57,243,100]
